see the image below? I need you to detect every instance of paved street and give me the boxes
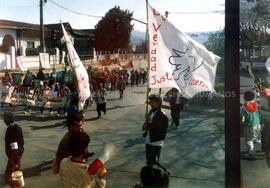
[0,84,224,188]
[240,71,270,188]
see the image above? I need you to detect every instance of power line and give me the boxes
[48,0,146,25]
[47,0,102,18]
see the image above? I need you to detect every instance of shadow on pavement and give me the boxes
[107,98,120,102]
[0,160,53,187]
[85,117,100,121]
[107,104,141,111]
[15,114,62,122]
[23,160,53,178]
[123,137,145,148]
[29,121,66,130]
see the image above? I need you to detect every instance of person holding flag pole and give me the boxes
[143,0,220,176]
[142,0,170,175]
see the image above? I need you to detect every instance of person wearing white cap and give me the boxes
[2,111,24,187]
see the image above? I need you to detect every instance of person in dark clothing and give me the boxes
[3,111,24,187]
[134,165,169,188]
[94,83,107,118]
[37,68,45,81]
[131,70,135,87]
[67,96,79,119]
[143,94,170,174]
[165,88,188,128]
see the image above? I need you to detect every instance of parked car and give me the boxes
[251,60,266,73]
[240,61,250,72]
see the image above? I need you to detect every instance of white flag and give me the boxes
[147,4,220,98]
[61,22,90,110]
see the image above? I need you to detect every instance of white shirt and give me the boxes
[60,157,106,188]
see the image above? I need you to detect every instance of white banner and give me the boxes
[17,56,28,72]
[61,22,90,110]
[0,86,69,108]
[147,4,220,98]
[39,53,51,69]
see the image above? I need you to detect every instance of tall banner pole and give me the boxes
[145,0,150,114]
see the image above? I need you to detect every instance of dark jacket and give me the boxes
[5,123,24,164]
[146,108,168,143]
[166,88,188,107]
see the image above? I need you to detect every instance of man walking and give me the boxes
[52,112,93,174]
[3,111,24,187]
[143,94,170,174]
[165,88,188,128]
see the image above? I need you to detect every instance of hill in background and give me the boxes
[131,30,213,45]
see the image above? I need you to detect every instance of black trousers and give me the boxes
[97,103,106,116]
[170,103,184,126]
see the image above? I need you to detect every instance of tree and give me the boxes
[204,29,224,58]
[240,0,270,57]
[204,29,225,91]
[94,6,134,52]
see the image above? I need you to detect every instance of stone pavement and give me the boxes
[0,85,224,188]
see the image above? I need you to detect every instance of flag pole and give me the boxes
[60,20,80,109]
[145,0,150,114]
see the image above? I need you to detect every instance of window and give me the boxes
[27,41,35,48]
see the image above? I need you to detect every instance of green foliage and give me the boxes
[240,0,270,54]
[46,48,56,55]
[94,6,134,51]
[204,29,224,57]
[134,41,147,53]
[203,29,225,92]
[26,48,39,56]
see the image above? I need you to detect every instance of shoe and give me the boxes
[24,111,28,114]
[165,169,171,175]
[248,154,257,160]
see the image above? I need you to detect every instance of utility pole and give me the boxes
[40,0,46,53]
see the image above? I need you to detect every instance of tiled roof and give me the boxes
[0,19,46,30]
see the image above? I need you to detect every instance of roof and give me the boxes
[45,23,94,38]
[0,19,93,38]
[44,22,71,31]
[0,19,48,31]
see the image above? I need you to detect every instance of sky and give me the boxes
[0,0,224,33]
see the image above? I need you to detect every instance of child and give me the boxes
[240,91,261,159]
